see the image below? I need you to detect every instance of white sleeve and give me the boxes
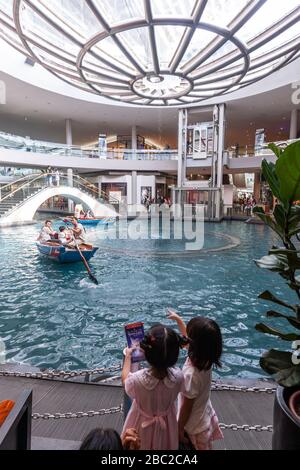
[182,368,201,400]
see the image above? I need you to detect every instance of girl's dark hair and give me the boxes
[80,428,123,451]
[140,324,188,372]
[187,317,223,371]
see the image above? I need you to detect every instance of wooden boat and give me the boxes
[78,217,116,227]
[36,241,98,264]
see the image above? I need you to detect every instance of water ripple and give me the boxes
[0,220,293,377]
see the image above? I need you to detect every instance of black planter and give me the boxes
[272,386,300,450]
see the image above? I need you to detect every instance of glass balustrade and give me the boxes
[0,131,178,161]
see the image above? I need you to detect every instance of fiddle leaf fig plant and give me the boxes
[253,141,300,387]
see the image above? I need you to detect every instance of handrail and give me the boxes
[0,131,177,160]
[0,173,121,217]
[74,174,121,205]
[0,172,42,193]
[0,174,45,204]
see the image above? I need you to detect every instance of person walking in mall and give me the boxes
[46,166,53,186]
[54,168,60,186]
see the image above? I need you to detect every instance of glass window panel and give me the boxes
[237,0,300,43]
[92,0,144,26]
[250,23,300,58]
[37,0,103,40]
[20,2,79,56]
[0,0,13,17]
[151,0,197,18]
[117,28,152,71]
[180,29,217,69]
[194,41,238,69]
[200,0,250,28]
[92,37,137,74]
[154,25,186,69]
[83,51,130,82]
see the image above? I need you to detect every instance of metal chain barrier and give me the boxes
[32,405,272,433]
[220,423,273,432]
[0,364,122,380]
[32,405,123,421]
[212,383,276,394]
[0,366,275,393]
[1,366,274,432]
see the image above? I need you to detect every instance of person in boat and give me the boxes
[58,226,75,248]
[85,209,94,219]
[37,220,57,243]
[70,217,86,243]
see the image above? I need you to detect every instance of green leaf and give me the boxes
[252,207,284,238]
[289,227,300,238]
[288,205,300,228]
[255,323,300,341]
[258,290,297,312]
[262,159,281,200]
[273,204,286,230]
[266,310,300,330]
[260,349,300,387]
[275,141,300,203]
[268,143,284,159]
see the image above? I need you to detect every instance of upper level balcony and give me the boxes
[0,131,298,175]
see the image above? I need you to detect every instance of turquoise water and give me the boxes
[0,220,294,379]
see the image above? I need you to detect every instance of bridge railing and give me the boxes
[0,172,121,216]
[0,131,177,161]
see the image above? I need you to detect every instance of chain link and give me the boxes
[0,364,122,380]
[32,406,272,433]
[0,367,276,394]
[220,423,273,432]
[212,383,275,394]
[32,405,123,421]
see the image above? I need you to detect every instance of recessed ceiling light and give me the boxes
[24,117,28,121]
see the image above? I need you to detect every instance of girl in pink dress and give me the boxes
[122,324,188,451]
[168,311,224,450]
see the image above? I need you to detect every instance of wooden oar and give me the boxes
[58,218,98,284]
[75,242,99,285]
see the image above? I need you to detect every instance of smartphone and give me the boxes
[125,322,145,363]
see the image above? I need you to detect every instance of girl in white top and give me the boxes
[168,310,224,450]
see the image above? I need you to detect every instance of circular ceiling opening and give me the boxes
[133,74,192,100]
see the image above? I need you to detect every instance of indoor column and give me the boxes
[132,171,137,206]
[66,118,73,146]
[67,168,74,213]
[290,109,298,140]
[254,172,261,202]
[132,125,137,159]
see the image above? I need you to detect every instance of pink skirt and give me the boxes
[188,413,224,450]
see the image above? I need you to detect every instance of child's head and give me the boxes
[80,428,123,450]
[59,226,66,233]
[140,324,187,371]
[187,317,222,371]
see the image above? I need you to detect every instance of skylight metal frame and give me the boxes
[0,0,297,106]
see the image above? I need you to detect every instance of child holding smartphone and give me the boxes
[122,323,188,450]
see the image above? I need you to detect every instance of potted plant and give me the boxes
[253,141,300,450]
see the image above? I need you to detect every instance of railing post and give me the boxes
[67,169,74,213]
